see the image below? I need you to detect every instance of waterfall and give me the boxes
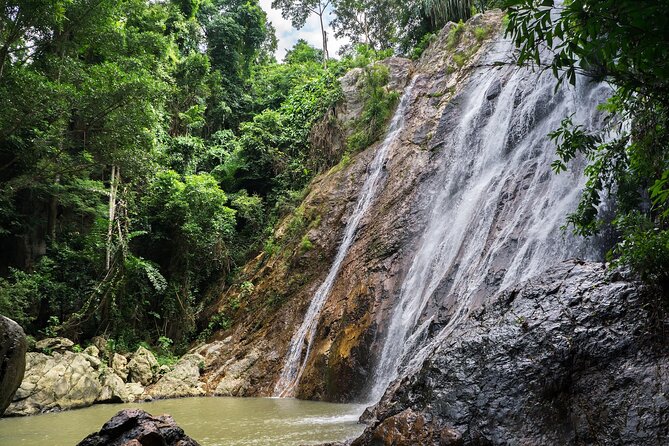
[274,77,418,398]
[369,38,611,401]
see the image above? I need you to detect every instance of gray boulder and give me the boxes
[0,316,27,416]
[127,346,159,386]
[7,351,102,415]
[149,354,205,399]
[354,261,669,445]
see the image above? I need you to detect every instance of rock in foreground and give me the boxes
[0,316,27,416]
[77,408,200,446]
[353,261,669,445]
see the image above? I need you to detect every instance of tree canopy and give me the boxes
[0,0,348,348]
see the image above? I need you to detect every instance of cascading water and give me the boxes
[274,77,418,397]
[369,38,611,401]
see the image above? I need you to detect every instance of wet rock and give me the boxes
[149,354,205,399]
[196,11,505,402]
[77,408,200,446]
[35,337,74,352]
[7,351,102,415]
[353,261,669,445]
[352,409,462,446]
[127,346,159,386]
[0,316,27,416]
[111,352,129,380]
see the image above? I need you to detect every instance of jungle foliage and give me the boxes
[0,0,351,348]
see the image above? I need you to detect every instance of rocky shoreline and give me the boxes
[5,339,206,417]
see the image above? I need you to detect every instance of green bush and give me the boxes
[300,235,313,251]
[347,64,400,153]
[610,213,669,293]
[446,20,466,50]
[411,33,436,60]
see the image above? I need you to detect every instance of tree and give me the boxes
[330,0,398,51]
[198,0,270,130]
[284,38,323,64]
[272,0,331,66]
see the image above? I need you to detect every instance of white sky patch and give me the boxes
[259,0,350,61]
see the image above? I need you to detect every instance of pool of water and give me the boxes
[0,397,367,445]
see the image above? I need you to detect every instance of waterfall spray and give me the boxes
[368,38,610,401]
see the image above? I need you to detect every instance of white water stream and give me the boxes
[273,77,418,397]
[369,39,611,400]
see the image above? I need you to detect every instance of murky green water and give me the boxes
[0,397,367,445]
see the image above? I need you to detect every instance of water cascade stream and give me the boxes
[274,77,418,397]
[369,39,611,400]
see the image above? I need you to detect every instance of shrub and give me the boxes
[347,64,400,153]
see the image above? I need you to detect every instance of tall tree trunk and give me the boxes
[106,166,119,271]
[47,175,60,241]
[318,8,329,67]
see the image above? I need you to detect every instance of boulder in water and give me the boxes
[98,369,129,403]
[77,408,200,446]
[125,382,148,402]
[0,316,27,416]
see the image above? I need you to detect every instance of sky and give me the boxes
[258,0,350,61]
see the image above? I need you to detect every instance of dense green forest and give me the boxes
[0,0,499,349]
[1,0,667,353]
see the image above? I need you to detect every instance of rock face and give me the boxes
[196,12,505,402]
[363,408,462,446]
[352,261,669,445]
[0,316,27,416]
[77,409,200,446]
